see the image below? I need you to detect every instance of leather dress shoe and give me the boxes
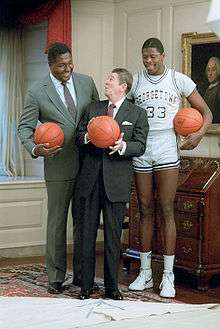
[105,290,123,300]
[72,278,99,292]
[47,282,64,294]
[79,289,92,300]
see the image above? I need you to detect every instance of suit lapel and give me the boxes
[114,99,130,124]
[72,73,85,125]
[43,75,75,126]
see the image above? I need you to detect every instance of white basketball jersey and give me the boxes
[129,67,196,131]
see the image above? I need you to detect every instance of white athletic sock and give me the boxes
[163,254,175,273]
[140,251,152,270]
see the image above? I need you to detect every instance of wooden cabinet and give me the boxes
[123,157,220,290]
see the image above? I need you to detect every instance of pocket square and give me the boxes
[122,121,133,126]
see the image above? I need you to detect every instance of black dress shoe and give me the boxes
[47,282,64,294]
[79,289,92,300]
[105,290,123,300]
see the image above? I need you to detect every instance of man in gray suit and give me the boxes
[18,42,99,294]
[74,68,148,300]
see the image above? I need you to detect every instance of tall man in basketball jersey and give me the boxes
[18,42,99,294]
[128,38,212,298]
[74,68,148,300]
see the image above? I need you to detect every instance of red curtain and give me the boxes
[19,0,72,52]
[46,0,72,52]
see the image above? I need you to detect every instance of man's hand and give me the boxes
[179,131,203,150]
[109,133,124,155]
[34,143,62,157]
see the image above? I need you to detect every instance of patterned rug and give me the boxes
[0,263,180,303]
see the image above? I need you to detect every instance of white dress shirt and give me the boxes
[50,72,77,107]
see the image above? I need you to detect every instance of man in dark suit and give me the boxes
[17,42,99,294]
[74,68,149,300]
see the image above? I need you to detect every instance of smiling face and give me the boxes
[142,47,165,75]
[104,72,127,102]
[49,52,74,83]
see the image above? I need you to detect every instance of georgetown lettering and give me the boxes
[135,89,178,105]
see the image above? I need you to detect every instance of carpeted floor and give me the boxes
[0,263,181,303]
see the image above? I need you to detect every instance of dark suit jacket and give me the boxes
[18,73,99,181]
[75,99,149,202]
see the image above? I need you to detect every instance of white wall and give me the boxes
[72,0,114,98]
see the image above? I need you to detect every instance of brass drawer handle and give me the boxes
[183,201,194,210]
[182,220,193,231]
[182,246,192,254]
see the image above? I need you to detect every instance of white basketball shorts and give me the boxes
[133,129,180,173]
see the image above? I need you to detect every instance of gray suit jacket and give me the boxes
[18,73,99,181]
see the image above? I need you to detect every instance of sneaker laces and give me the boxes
[135,268,152,283]
[159,272,174,289]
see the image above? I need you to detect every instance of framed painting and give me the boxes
[181,32,220,134]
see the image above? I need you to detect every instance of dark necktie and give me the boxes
[107,103,116,117]
[62,82,76,119]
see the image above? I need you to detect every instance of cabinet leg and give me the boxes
[196,274,210,291]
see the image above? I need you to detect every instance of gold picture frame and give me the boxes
[181,32,220,134]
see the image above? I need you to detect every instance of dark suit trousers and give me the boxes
[46,180,81,284]
[79,172,125,292]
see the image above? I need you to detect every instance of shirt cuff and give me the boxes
[31,146,38,157]
[84,133,90,144]
[118,141,127,155]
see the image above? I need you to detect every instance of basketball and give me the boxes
[87,116,121,148]
[34,122,64,148]
[174,108,203,136]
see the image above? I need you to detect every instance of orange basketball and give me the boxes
[34,122,64,148]
[174,108,203,136]
[87,116,120,148]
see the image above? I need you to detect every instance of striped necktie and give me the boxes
[107,103,116,117]
[62,82,76,119]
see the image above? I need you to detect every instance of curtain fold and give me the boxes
[19,0,72,52]
[0,29,25,176]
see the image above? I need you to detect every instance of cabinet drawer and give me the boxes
[176,237,198,264]
[175,212,198,238]
[175,196,201,213]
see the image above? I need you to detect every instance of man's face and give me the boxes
[207,60,218,83]
[49,52,74,82]
[104,72,126,99]
[142,47,165,75]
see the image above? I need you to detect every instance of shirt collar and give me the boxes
[108,96,126,110]
[49,72,73,87]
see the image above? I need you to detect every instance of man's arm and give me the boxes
[17,89,61,158]
[180,89,213,150]
[17,89,40,156]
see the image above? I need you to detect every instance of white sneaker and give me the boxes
[128,269,153,291]
[159,272,176,298]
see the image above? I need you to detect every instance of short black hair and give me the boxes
[112,68,133,94]
[142,38,164,54]
[48,42,72,64]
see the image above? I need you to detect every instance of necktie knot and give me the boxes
[107,103,116,117]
